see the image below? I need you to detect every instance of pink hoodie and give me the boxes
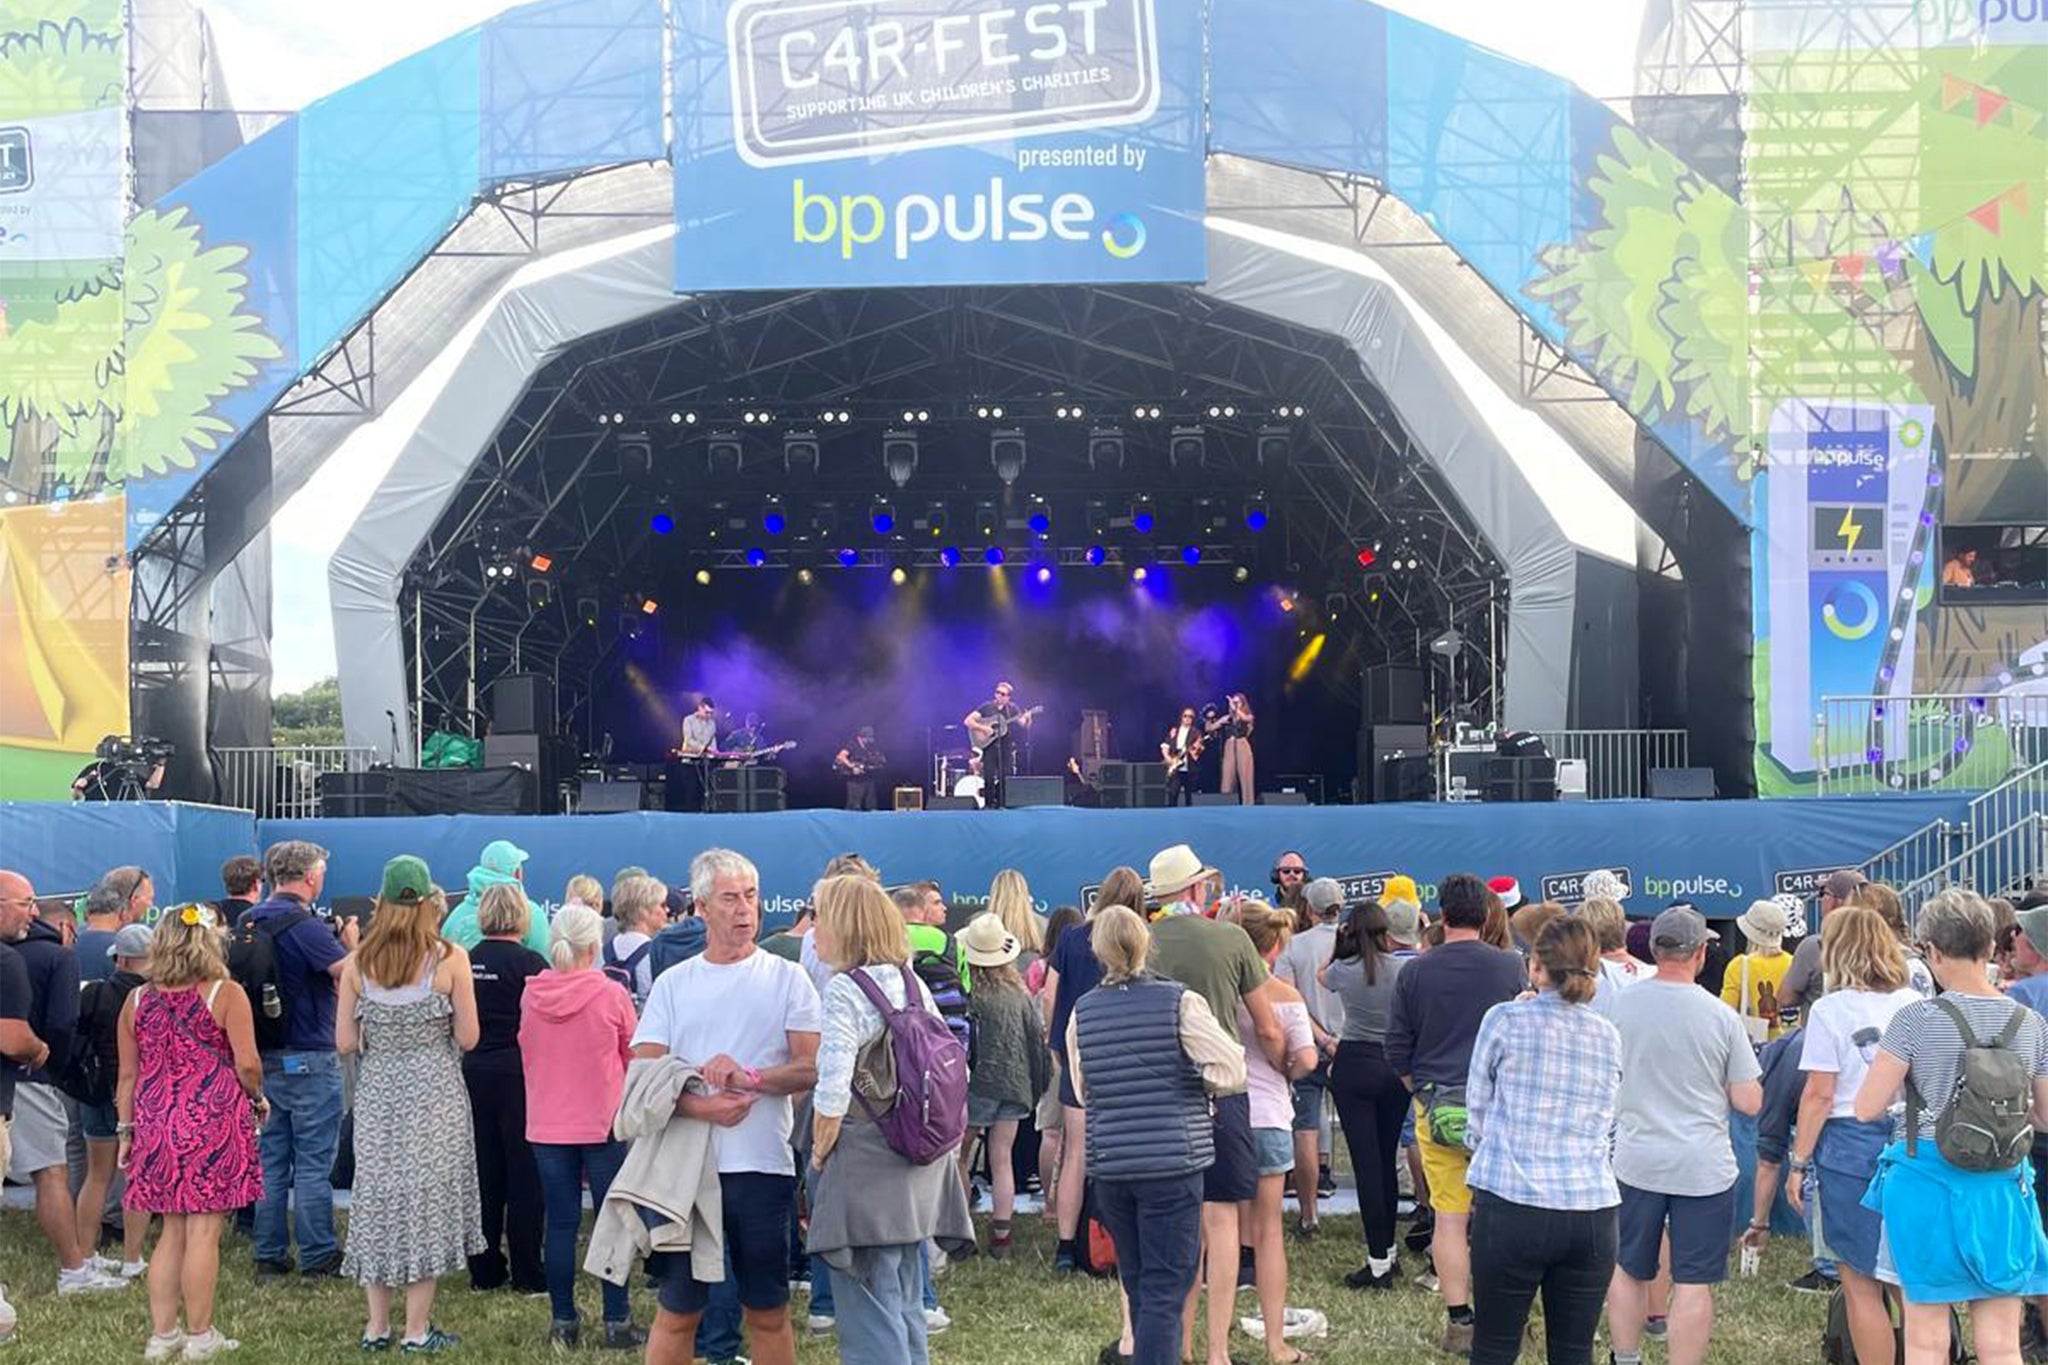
[519,967,637,1145]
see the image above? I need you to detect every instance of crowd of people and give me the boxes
[5,845,2048,1365]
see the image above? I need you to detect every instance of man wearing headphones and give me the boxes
[1272,851,1310,928]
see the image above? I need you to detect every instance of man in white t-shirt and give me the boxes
[1605,907,1763,1365]
[634,849,821,1365]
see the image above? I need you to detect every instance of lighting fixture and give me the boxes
[990,429,1027,485]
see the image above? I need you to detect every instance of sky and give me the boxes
[206,0,1651,693]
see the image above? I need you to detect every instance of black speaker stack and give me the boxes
[1096,760,1169,809]
[712,765,787,813]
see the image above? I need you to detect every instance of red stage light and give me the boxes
[1355,547,1378,569]
[529,554,554,573]
[640,598,659,615]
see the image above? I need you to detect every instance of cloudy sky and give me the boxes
[203,0,1652,692]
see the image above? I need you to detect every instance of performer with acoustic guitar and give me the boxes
[833,726,887,811]
[963,682,1041,810]
[1161,706,1207,806]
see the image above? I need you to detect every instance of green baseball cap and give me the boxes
[380,855,435,905]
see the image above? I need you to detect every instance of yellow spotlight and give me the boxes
[1288,632,1327,684]
[694,569,712,586]
[890,567,908,586]
[797,568,815,585]
[1233,566,1251,584]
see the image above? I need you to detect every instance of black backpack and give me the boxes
[227,909,309,1052]
[602,938,654,1010]
[58,979,122,1104]
[1823,1283,1968,1364]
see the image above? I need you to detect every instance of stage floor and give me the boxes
[1,793,1972,921]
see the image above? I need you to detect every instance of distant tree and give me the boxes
[272,677,344,748]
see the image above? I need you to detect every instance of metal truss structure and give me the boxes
[405,284,1508,749]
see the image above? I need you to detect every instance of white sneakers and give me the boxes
[180,1328,239,1360]
[144,1331,185,1362]
[91,1255,148,1280]
[57,1264,129,1296]
[0,1281,15,1347]
[805,1314,836,1335]
[924,1307,951,1335]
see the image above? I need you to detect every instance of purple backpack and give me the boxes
[846,964,969,1165]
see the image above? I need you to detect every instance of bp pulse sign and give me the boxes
[673,0,1206,289]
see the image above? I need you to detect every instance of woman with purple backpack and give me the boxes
[806,875,974,1365]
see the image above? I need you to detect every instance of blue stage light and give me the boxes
[872,510,895,534]
[940,546,961,568]
[744,547,767,568]
[1085,545,1106,567]
[1028,511,1051,535]
[837,547,860,568]
[1182,545,1203,566]
[651,513,675,536]
[1246,507,1269,531]
[985,546,1006,566]
[764,511,787,535]
[1132,510,1155,534]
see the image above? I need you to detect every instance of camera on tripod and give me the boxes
[84,734,175,801]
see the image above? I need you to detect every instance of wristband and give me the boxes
[743,1066,763,1088]
[1748,1221,1768,1232]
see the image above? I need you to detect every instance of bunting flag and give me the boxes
[1799,258,1835,294]
[1874,240,1906,280]
[1969,198,2003,234]
[1976,88,2010,128]
[1941,72,1971,111]
[1836,254,1870,289]
[1906,233,1936,268]
[2018,106,2044,135]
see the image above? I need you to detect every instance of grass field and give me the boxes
[1,1203,1833,1363]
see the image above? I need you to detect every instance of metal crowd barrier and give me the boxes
[212,746,380,819]
[1817,693,2048,795]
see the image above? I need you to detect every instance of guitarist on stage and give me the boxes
[1161,706,1206,806]
[834,726,887,811]
[963,681,1036,810]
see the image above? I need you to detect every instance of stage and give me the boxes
[0,793,1971,922]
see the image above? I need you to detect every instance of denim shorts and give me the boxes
[1617,1182,1736,1285]
[1290,1063,1328,1133]
[967,1095,1030,1128]
[80,1098,120,1142]
[1203,1092,1259,1204]
[1253,1127,1296,1177]
[658,1172,796,1315]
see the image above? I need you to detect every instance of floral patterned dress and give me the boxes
[123,983,264,1214]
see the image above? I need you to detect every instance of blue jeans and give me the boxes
[1096,1173,1205,1365]
[255,1050,344,1268]
[532,1141,629,1326]
[810,1243,937,1317]
[832,1243,927,1365]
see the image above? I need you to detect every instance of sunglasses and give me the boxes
[1273,866,1306,877]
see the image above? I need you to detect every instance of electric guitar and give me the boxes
[966,704,1044,753]
[834,751,887,776]
[1164,732,1209,778]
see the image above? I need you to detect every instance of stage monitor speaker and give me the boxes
[927,796,979,811]
[578,779,643,814]
[1363,724,1429,803]
[490,673,555,735]
[711,766,787,813]
[1192,792,1237,807]
[1378,754,1435,803]
[1259,791,1309,807]
[1649,767,1718,801]
[893,787,925,811]
[1272,774,1324,805]
[1005,775,1065,808]
[485,734,556,813]
[1129,761,1168,809]
[1365,664,1426,725]
[1095,760,1135,808]
[1483,755,1557,804]
[318,770,392,818]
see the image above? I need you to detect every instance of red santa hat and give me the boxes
[1487,875,1523,910]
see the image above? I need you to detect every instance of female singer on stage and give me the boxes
[1219,693,1256,806]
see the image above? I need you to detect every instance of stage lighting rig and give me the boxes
[882,429,919,487]
[1131,404,1163,421]
[1256,426,1293,463]
[1274,404,1308,420]
[762,500,787,535]
[974,501,1000,538]
[871,501,897,534]
[1168,426,1206,468]
[899,408,932,424]
[669,411,699,426]
[1087,427,1125,471]
[973,404,1007,420]
[819,408,852,425]
[704,430,742,477]
[990,428,1027,485]
[1355,545,1379,569]
[1204,403,1240,420]
[784,429,820,475]
[695,569,713,586]
[1026,498,1051,536]
[1055,403,1087,420]
[1130,499,1155,534]
[918,502,949,537]
[1245,498,1270,531]
[1085,545,1107,567]
[811,503,839,538]
[745,547,768,568]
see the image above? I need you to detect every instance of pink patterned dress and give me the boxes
[123,984,264,1214]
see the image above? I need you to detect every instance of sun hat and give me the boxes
[1145,844,1219,901]
[380,855,435,905]
[1736,898,1790,947]
[959,912,1022,968]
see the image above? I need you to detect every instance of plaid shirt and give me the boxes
[1466,991,1622,1211]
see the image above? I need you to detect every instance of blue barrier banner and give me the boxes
[0,801,257,907]
[671,0,1207,289]
[253,793,1970,924]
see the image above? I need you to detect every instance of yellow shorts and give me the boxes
[1412,1100,1474,1215]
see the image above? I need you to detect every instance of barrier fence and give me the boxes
[212,747,380,820]
[1817,694,2048,795]
[1531,729,1691,801]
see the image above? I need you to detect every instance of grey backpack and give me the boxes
[1907,997,2034,1172]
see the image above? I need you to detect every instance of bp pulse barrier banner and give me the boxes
[672,0,1207,289]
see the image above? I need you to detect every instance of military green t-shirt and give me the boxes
[1147,913,1269,1057]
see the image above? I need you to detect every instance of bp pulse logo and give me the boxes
[794,179,1145,262]
[0,127,30,194]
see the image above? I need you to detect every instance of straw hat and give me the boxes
[1145,844,1218,901]
[1737,898,1790,947]
[959,912,1021,968]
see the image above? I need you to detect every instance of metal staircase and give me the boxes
[1859,762,2048,917]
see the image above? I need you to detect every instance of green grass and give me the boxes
[1,1206,1830,1362]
